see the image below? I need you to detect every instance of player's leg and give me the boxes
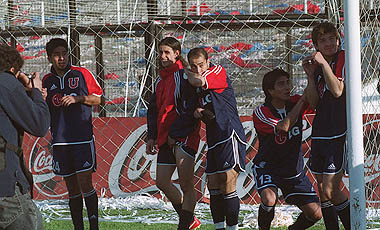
[218,167,240,230]
[77,170,98,230]
[284,174,322,230]
[323,172,350,230]
[156,144,183,218]
[288,201,322,230]
[309,139,339,230]
[258,187,278,230]
[207,174,226,230]
[174,145,197,230]
[73,141,98,230]
[53,145,84,230]
[64,174,84,230]
[315,174,339,230]
[253,165,278,230]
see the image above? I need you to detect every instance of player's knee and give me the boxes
[260,191,277,206]
[307,208,322,221]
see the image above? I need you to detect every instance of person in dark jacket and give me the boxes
[146,37,201,230]
[0,44,50,229]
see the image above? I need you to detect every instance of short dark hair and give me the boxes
[312,22,340,47]
[0,44,24,73]
[187,47,208,62]
[46,38,68,57]
[262,68,290,103]
[158,37,188,68]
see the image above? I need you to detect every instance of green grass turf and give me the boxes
[43,219,328,229]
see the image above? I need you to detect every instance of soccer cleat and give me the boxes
[189,216,201,229]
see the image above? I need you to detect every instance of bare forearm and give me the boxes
[76,95,101,105]
[277,99,305,132]
[321,63,344,97]
[304,79,319,109]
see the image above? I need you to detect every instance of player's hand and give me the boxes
[194,107,204,119]
[41,88,48,100]
[61,95,78,107]
[167,136,177,147]
[31,72,43,92]
[146,139,157,155]
[302,54,318,78]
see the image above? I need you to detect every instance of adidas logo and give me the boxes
[50,84,57,90]
[328,163,336,170]
[223,162,230,169]
[83,161,91,167]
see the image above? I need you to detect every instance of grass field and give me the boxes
[39,198,379,229]
[43,219,328,230]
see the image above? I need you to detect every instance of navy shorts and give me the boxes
[52,140,96,177]
[205,134,246,174]
[253,165,319,207]
[309,135,347,175]
[157,143,197,165]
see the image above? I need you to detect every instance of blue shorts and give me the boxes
[205,134,246,174]
[309,135,347,175]
[253,165,319,207]
[52,140,96,177]
[157,143,197,165]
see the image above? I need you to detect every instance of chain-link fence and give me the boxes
[1,0,379,225]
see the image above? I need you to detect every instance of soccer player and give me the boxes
[303,22,350,230]
[146,37,201,230]
[43,38,103,230]
[185,47,246,230]
[252,68,322,230]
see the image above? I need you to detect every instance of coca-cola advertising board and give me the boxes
[23,115,380,206]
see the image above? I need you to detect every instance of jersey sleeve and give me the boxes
[202,65,228,92]
[147,79,160,140]
[252,104,281,135]
[81,68,103,96]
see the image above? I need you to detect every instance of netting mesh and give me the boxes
[1,0,379,225]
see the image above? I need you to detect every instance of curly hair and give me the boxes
[0,44,24,73]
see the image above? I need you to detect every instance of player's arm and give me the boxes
[314,52,344,98]
[185,69,205,87]
[276,96,306,133]
[302,59,319,109]
[61,94,101,106]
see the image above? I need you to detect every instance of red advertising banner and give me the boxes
[22,115,380,206]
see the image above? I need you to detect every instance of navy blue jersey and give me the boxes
[195,64,246,148]
[252,95,308,178]
[43,65,103,145]
[312,50,346,139]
